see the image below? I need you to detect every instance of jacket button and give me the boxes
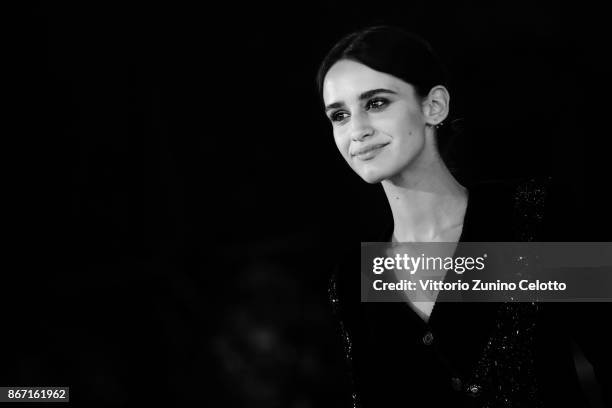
[422,331,434,345]
[450,377,463,391]
[467,384,482,397]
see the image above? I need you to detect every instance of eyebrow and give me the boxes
[325,88,397,112]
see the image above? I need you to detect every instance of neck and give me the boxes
[382,146,467,242]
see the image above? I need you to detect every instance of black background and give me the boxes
[12,1,611,407]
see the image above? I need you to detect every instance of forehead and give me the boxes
[322,59,413,104]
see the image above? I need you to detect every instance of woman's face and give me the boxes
[322,59,431,184]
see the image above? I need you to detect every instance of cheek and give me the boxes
[333,130,351,159]
[393,112,422,134]
[392,114,425,145]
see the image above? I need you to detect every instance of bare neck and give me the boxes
[382,154,468,243]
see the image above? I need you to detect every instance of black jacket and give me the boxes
[328,177,612,407]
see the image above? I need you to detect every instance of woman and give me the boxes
[318,26,611,407]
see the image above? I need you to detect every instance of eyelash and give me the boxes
[366,97,388,111]
[329,97,390,123]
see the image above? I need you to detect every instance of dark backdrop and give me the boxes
[12,1,611,407]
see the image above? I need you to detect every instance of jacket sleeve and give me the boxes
[328,268,362,408]
[541,177,612,406]
[568,303,612,407]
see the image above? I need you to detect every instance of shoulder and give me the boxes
[468,175,583,241]
[467,175,551,202]
[460,176,553,241]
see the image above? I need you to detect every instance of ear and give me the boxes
[422,85,450,126]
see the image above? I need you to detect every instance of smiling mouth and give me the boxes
[352,143,390,160]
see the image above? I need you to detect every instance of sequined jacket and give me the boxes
[328,177,612,408]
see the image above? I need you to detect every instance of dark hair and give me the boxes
[316,25,462,173]
[316,25,450,104]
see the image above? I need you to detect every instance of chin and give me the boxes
[356,166,392,184]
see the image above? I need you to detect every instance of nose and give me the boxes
[350,112,374,142]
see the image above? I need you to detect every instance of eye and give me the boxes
[329,110,350,123]
[366,97,389,111]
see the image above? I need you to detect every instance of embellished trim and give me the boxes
[512,176,550,242]
[463,176,550,407]
[328,272,361,408]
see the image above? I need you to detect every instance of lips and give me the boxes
[352,143,390,160]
